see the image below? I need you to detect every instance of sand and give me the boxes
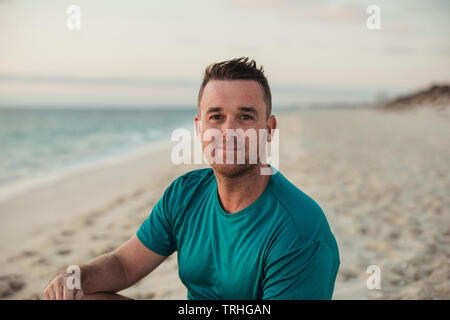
[0,106,449,300]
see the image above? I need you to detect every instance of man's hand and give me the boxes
[44,270,84,300]
[43,235,167,300]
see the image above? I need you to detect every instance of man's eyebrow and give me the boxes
[238,106,258,114]
[205,106,258,114]
[206,107,223,114]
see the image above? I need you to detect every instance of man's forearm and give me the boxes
[79,253,129,295]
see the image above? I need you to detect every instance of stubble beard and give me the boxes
[210,162,257,178]
[204,135,264,178]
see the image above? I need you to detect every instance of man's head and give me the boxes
[195,57,277,178]
[197,57,272,119]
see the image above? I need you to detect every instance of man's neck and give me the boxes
[214,164,271,214]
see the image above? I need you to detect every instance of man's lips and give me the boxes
[218,145,243,151]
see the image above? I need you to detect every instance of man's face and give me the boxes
[195,80,272,177]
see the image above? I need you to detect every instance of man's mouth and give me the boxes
[218,145,243,151]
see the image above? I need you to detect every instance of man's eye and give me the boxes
[210,114,223,120]
[240,114,253,120]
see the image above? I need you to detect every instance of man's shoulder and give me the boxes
[270,171,324,218]
[175,167,215,186]
[159,168,215,219]
[269,172,333,244]
[165,168,215,197]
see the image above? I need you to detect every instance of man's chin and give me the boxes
[211,163,256,178]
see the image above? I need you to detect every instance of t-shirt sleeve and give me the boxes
[136,180,178,257]
[262,238,339,300]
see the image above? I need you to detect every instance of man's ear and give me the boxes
[266,115,277,143]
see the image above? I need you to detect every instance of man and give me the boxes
[44,57,340,300]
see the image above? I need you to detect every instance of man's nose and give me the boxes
[221,117,239,135]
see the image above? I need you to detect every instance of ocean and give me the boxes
[0,108,196,191]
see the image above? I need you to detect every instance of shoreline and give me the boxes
[0,139,173,204]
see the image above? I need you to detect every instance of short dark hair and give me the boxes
[198,57,272,118]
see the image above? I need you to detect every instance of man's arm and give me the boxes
[262,240,339,300]
[44,235,167,300]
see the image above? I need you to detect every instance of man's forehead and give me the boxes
[200,80,265,110]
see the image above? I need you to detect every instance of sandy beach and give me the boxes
[0,106,449,300]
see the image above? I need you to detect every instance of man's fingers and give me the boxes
[50,277,64,300]
[46,287,55,300]
[74,288,84,300]
[55,282,64,300]
[63,280,75,300]
[44,271,71,300]
[44,288,51,300]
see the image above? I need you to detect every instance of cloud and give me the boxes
[231,0,362,23]
[0,74,199,88]
[382,44,417,56]
[282,4,362,23]
[230,0,284,9]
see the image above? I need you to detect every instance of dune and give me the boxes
[382,84,450,110]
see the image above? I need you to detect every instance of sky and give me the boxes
[0,0,449,108]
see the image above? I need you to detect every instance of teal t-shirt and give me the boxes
[137,168,340,300]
